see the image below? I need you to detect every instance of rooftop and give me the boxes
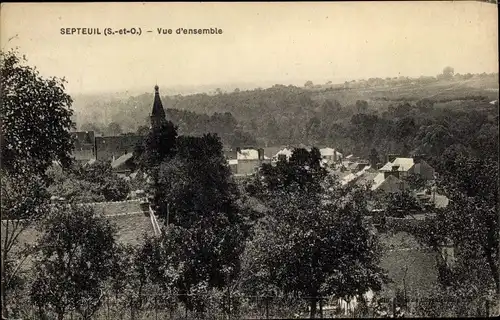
[380,157,415,172]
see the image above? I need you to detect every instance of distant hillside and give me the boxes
[71,73,499,157]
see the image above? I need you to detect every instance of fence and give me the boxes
[13,292,495,319]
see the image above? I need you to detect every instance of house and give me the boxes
[371,172,408,193]
[379,156,435,181]
[111,152,135,175]
[72,85,173,162]
[272,147,293,162]
[232,148,271,176]
[319,147,343,165]
[95,135,144,162]
[340,164,373,186]
[407,156,435,181]
[71,131,96,162]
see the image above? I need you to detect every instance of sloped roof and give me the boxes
[274,148,293,159]
[409,160,434,175]
[380,158,415,172]
[371,174,404,192]
[341,165,373,186]
[1,200,157,273]
[111,152,134,169]
[355,170,379,187]
[237,149,259,160]
[151,85,166,119]
[263,147,285,159]
[320,147,335,156]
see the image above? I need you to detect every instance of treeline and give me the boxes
[76,76,497,162]
[2,50,498,319]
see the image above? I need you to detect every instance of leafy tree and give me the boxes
[136,125,150,136]
[304,80,314,88]
[80,122,103,134]
[136,121,178,172]
[437,155,498,293]
[1,49,74,317]
[30,204,118,320]
[245,149,387,317]
[441,66,455,80]
[402,173,428,191]
[1,49,75,178]
[356,100,369,113]
[107,122,122,136]
[1,169,50,317]
[383,190,423,218]
[409,155,499,316]
[151,133,250,311]
[107,239,181,317]
[47,161,130,202]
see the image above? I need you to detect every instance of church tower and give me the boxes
[150,85,166,128]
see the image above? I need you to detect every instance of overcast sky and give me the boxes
[1,2,498,94]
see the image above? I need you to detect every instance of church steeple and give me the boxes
[150,85,166,128]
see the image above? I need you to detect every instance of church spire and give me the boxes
[151,85,166,128]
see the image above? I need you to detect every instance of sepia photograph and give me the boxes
[0,1,498,319]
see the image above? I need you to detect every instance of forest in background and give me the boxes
[74,71,498,164]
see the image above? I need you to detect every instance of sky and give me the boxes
[1,2,498,94]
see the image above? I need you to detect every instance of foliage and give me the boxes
[107,122,122,135]
[410,154,499,304]
[1,49,75,177]
[136,120,178,172]
[402,173,427,191]
[243,148,387,317]
[1,168,51,317]
[30,204,118,320]
[383,190,424,218]
[47,161,130,202]
[150,133,251,311]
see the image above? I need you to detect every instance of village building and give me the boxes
[70,85,168,170]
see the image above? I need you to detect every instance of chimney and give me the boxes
[387,154,399,163]
[258,148,264,160]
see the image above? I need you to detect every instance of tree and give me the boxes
[383,190,423,218]
[356,100,369,113]
[411,155,499,315]
[47,161,130,202]
[107,122,122,136]
[151,133,250,311]
[369,148,381,168]
[304,80,314,88]
[246,149,387,318]
[441,66,455,80]
[107,239,181,317]
[1,49,75,178]
[30,204,118,320]
[1,169,50,317]
[80,122,103,134]
[136,121,178,172]
[136,125,150,136]
[1,49,74,318]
